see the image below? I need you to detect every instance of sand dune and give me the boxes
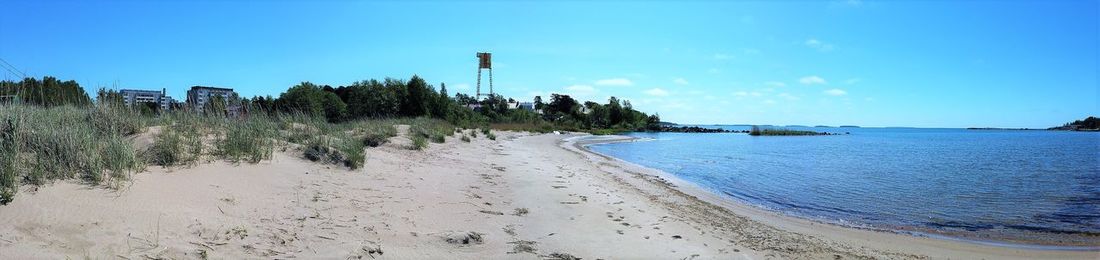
[0,131,1094,259]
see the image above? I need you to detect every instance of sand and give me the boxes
[0,131,1096,259]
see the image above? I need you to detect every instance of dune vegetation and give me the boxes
[0,75,667,204]
[0,103,462,204]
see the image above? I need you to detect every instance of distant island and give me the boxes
[966,127,1043,131]
[1049,116,1099,131]
[658,125,743,133]
[749,126,839,136]
[655,124,845,135]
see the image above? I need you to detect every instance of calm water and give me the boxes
[589,126,1100,242]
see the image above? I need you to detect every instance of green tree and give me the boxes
[607,96,624,126]
[279,82,325,116]
[403,75,432,117]
[321,91,347,122]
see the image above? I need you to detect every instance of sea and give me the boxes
[587,126,1100,247]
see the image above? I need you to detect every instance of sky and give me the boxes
[0,1,1096,128]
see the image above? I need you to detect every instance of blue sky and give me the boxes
[0,1,1096,128]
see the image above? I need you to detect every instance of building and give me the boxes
[186,86,238,109]
[120,88,174,111]
[517,102,535,111]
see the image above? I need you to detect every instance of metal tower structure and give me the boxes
[476,52,493,99]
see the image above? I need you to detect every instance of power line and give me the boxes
[0,57,26,78]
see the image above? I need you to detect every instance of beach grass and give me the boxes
[0,103,457,203]
[410,134,428,150]
[0,104,146,203]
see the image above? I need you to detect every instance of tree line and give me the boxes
[0,77,91,107]
[1,75,662,132]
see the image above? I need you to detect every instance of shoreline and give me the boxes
[0,130,1095,259]
[563,133,1100,257]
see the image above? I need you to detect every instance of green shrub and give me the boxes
[460,135,471,142]
[487,132,496,140]
[410,134,427,150]
[430,134,445,143]
[303,143,340,163]
[303,134,364,169]
[481,128,491,135]
[362,133,388,147]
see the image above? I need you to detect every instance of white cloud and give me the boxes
[824,88,848,96]
[673,78,689,85]
[844,78,862,85]
[762,99,776,105]
[799,76,827,85]
[644,88,670,97]
[804,38,835,52]
[750,91,763,97]
[712,53,733,60]
[594,78,633,86]
[733,91,749,97]
[777,93,800,101]
[765,81,786,87]
[707,68,721,74]
[565,84,597,94]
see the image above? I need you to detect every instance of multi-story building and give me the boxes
[517,102,535,111]
[186,86,238,109]
[120,88,174,111]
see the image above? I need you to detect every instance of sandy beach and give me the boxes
[0,130,1096,259]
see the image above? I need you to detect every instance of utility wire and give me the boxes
[0,57,26,78]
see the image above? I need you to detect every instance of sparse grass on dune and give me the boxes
[405,117,456,148]
[217,114,278,163]
[0,104,145,203]
[488,122,556,133]
[0,104,456,203]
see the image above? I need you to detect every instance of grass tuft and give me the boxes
[410,134,427,150]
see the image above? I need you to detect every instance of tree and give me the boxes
[0,77,91,107]
[403,75,432,117]
[279,82,325,116]
[321,91,347,122]
[646,113,662,131]
[547,94,580,119]
[278,81,347,122]
[585,101,608,128]
[607,96,624,126]
[433,83,451,119]
[533,95,544,111]
[96,88,125,107]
